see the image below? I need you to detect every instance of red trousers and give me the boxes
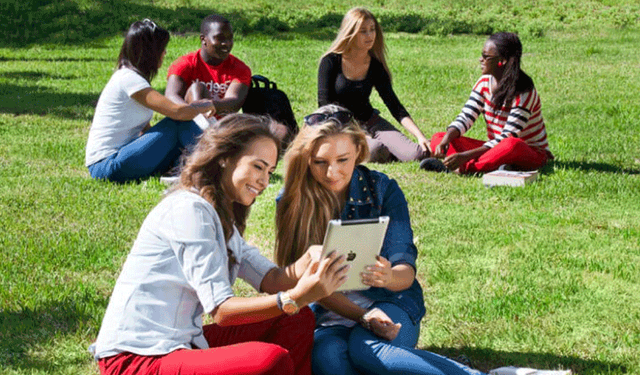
[430,132,549,173]
[97,308,314,375]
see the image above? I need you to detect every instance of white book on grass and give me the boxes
[483,170,538,187]
[489,367,571,375]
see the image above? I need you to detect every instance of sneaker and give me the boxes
[497,164,516,171]
[419,157,449,173]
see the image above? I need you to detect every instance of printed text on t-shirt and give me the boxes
[195,79,231,99]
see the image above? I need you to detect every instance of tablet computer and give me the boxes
[321,216,390,292]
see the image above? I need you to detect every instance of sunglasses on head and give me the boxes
[303,111,353,127]
[143,18,157,32]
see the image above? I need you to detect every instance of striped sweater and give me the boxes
[448,75,550,151]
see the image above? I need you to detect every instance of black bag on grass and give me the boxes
[242,75,298,138]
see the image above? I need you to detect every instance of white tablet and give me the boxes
[321,216,390,292]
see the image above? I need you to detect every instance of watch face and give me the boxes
[283,303,298,314]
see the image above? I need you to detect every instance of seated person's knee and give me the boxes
[368,142,391,163]
[185,81,211,103]
[501,136,525,148]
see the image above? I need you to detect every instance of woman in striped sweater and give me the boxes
[422,32,553,174]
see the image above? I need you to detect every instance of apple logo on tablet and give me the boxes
[347,251,356,261]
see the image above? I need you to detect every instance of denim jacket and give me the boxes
[280,165,426,324]
[335,165,426,324]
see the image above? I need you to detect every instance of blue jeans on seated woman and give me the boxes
[88,118,201,183]
[312,302,485,375]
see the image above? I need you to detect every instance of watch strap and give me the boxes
[276,291,284,311]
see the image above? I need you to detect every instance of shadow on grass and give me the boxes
[0,81,97,120]
[0,0,491,47]
[0,56,113,63]
[0,0,210,47]
[541,160,640,175]
[1,70,84,81]
[424,346,627,375]
[0,291,108,371]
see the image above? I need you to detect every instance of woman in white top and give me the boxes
[85,19,216,183]
[89,114,349,375]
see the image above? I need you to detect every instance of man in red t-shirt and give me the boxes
[166,15,251,119]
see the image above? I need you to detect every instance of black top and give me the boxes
[317,53,410,124]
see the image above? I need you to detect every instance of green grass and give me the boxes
[1,0,639,46]
[1,1,639,374]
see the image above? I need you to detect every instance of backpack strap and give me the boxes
[251,75,277,90]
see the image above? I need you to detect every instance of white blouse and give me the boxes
[89,190,276,359]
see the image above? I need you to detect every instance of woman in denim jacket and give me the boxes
[275,105,484,375]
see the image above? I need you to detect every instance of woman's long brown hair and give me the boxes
[179,114,281,242]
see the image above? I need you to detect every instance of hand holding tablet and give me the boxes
[360,255,393,288]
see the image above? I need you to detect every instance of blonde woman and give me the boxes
[318,7,430,163]
[275,105,486,375]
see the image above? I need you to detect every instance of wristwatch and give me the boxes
[277,291,300,315]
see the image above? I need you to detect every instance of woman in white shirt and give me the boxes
[85,19,215,183]
[90,114,349,375]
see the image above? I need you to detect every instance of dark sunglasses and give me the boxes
[303,111,353,127]
[481,53,499,60]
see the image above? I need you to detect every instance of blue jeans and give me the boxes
[312,302,485,375]
[88,118,202,183]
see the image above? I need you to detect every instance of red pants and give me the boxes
[97,308,315,375]
[430,132,549,173]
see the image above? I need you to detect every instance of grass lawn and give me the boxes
[1,1,639,374]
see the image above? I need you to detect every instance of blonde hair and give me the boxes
[179,114,281,242]
[275,105,369,267]
[322,7,391,78]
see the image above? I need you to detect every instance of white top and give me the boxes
[88,190,277,360]
[85,68,153,166]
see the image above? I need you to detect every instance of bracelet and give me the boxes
[360,315,371,330]
[360,308,377,330]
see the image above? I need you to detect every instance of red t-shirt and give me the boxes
[167,49,252,100]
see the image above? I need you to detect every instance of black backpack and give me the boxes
[242,75,298,140]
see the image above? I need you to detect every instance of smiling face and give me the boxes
[309,134,360,201]
[353,18,376,52]
[221,137,278,207]
[200,21,234,65]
